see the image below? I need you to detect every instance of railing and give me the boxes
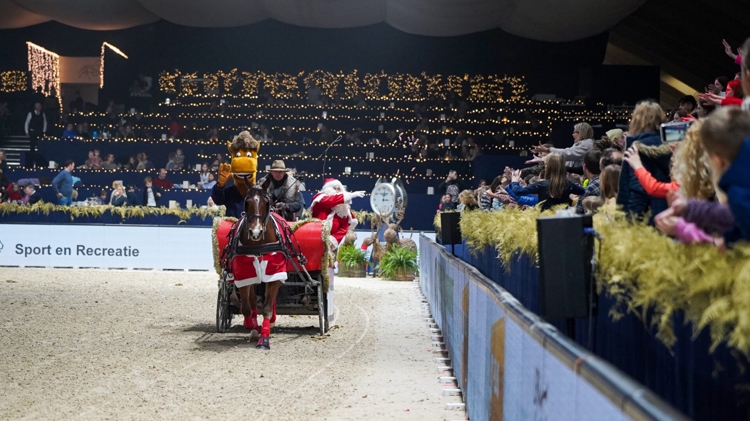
[449,240,750,421]
[419,234,687,421]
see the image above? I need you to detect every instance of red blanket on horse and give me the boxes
[214,217,328,279]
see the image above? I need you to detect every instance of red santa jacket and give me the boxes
[310,193,357,244]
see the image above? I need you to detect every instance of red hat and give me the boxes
[324,178,336,185]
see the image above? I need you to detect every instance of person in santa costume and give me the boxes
[309,178,366,247]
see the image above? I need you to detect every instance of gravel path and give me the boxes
[0,268,460,420]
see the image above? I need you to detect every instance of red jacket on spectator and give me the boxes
[721,97,744,107]
[6,185,22,202]
[152,177,173,189]
[169,121,182,137]
[633,167,680,198]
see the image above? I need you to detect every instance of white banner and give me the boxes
[0,224,213,270]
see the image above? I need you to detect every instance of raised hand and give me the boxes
[217,163,232,187]
[723,39,736,58]
[623,145,643,170]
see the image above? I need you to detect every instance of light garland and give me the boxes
[180,72,198,96]
[159,69,529,103]
[99,42,128,88]
[159,70,181,93]
[26,42,61,109]
[0,70,27,92]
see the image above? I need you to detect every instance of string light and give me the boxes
[27,42,61,110]
[180,72,198,96]
[0,70,27,92]
[99,42,128,88]
[157,69,529,104]
[159,70,181,93]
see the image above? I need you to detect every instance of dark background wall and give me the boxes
[0,20,659,104]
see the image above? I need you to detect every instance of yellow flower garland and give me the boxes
[0,202,223,223]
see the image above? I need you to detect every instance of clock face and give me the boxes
[370,183,396,216]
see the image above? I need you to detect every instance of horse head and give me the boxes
[243,185,270,242]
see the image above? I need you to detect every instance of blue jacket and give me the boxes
[720,136,750,244]
[616,131,671,223]
[505,185,539,207]
[511,180,584,211]
[212,179,245,218]
[51,170,74,198]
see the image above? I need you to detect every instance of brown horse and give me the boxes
[235,186,286,350]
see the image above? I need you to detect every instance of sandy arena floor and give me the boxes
[0,268,461,420]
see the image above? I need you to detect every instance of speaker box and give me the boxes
[537,215,594,319]
[440,212,462,245]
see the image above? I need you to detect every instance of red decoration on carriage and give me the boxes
[212,217,333,337]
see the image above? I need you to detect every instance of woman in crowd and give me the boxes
[529,122,595,168]
[199,163,210,185]
[165,152,177,170]
[110,184,127,207]
[510,153,585,211]
[700,79,745,107]
[616,100,669,223]
[124,156,138,170]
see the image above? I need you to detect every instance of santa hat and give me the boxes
[322,178,342,190]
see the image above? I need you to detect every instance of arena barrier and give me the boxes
[0,223,214,270]
[0,224,431,271]
[419,234,687,421]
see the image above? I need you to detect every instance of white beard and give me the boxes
[332,203,350,218]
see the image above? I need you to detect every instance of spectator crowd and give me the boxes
[439,38,750,249]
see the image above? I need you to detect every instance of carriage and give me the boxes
[213,217,333,336]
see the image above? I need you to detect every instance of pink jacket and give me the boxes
[674,218,714,244]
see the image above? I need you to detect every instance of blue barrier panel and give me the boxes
[420,234,687,421]
[447,239,750,420]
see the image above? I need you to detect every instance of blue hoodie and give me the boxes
[720,136,750,244]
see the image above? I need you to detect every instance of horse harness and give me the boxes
[220,187,307,270]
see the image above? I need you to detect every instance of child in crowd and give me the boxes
[90,149,103,170]
[173,148,185,170]
[437,194,455,212]
[458,190,479,211]
[511,154,584,211]
[96,189,108,205]
[658,107,750,247]
[5,182,22,203]
[696,107,750,244]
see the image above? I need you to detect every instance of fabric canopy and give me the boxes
[0,0,647,41]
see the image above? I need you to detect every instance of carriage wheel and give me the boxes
[216,273,231,333]
[317,280,326,336]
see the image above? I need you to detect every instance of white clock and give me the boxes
[370,182,396,216]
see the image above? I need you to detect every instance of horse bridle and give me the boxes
[243,186,272,241]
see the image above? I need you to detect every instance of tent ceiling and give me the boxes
[0,0,647,41]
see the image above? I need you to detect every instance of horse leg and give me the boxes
[269,299,277,327]
[239,286,259,333]
[257,280,282,350]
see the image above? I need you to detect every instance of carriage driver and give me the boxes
[257,160,305,222]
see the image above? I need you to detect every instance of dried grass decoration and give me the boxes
[459,206,750,357]
[0,202,223,223]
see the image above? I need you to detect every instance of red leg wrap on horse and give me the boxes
[270,300,277,324]
[261,318,271,338]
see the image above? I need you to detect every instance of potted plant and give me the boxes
[379,245,418,281]
[338,244,367,277]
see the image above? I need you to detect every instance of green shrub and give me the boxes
[380,245,418,279]
[338,245,367,267]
